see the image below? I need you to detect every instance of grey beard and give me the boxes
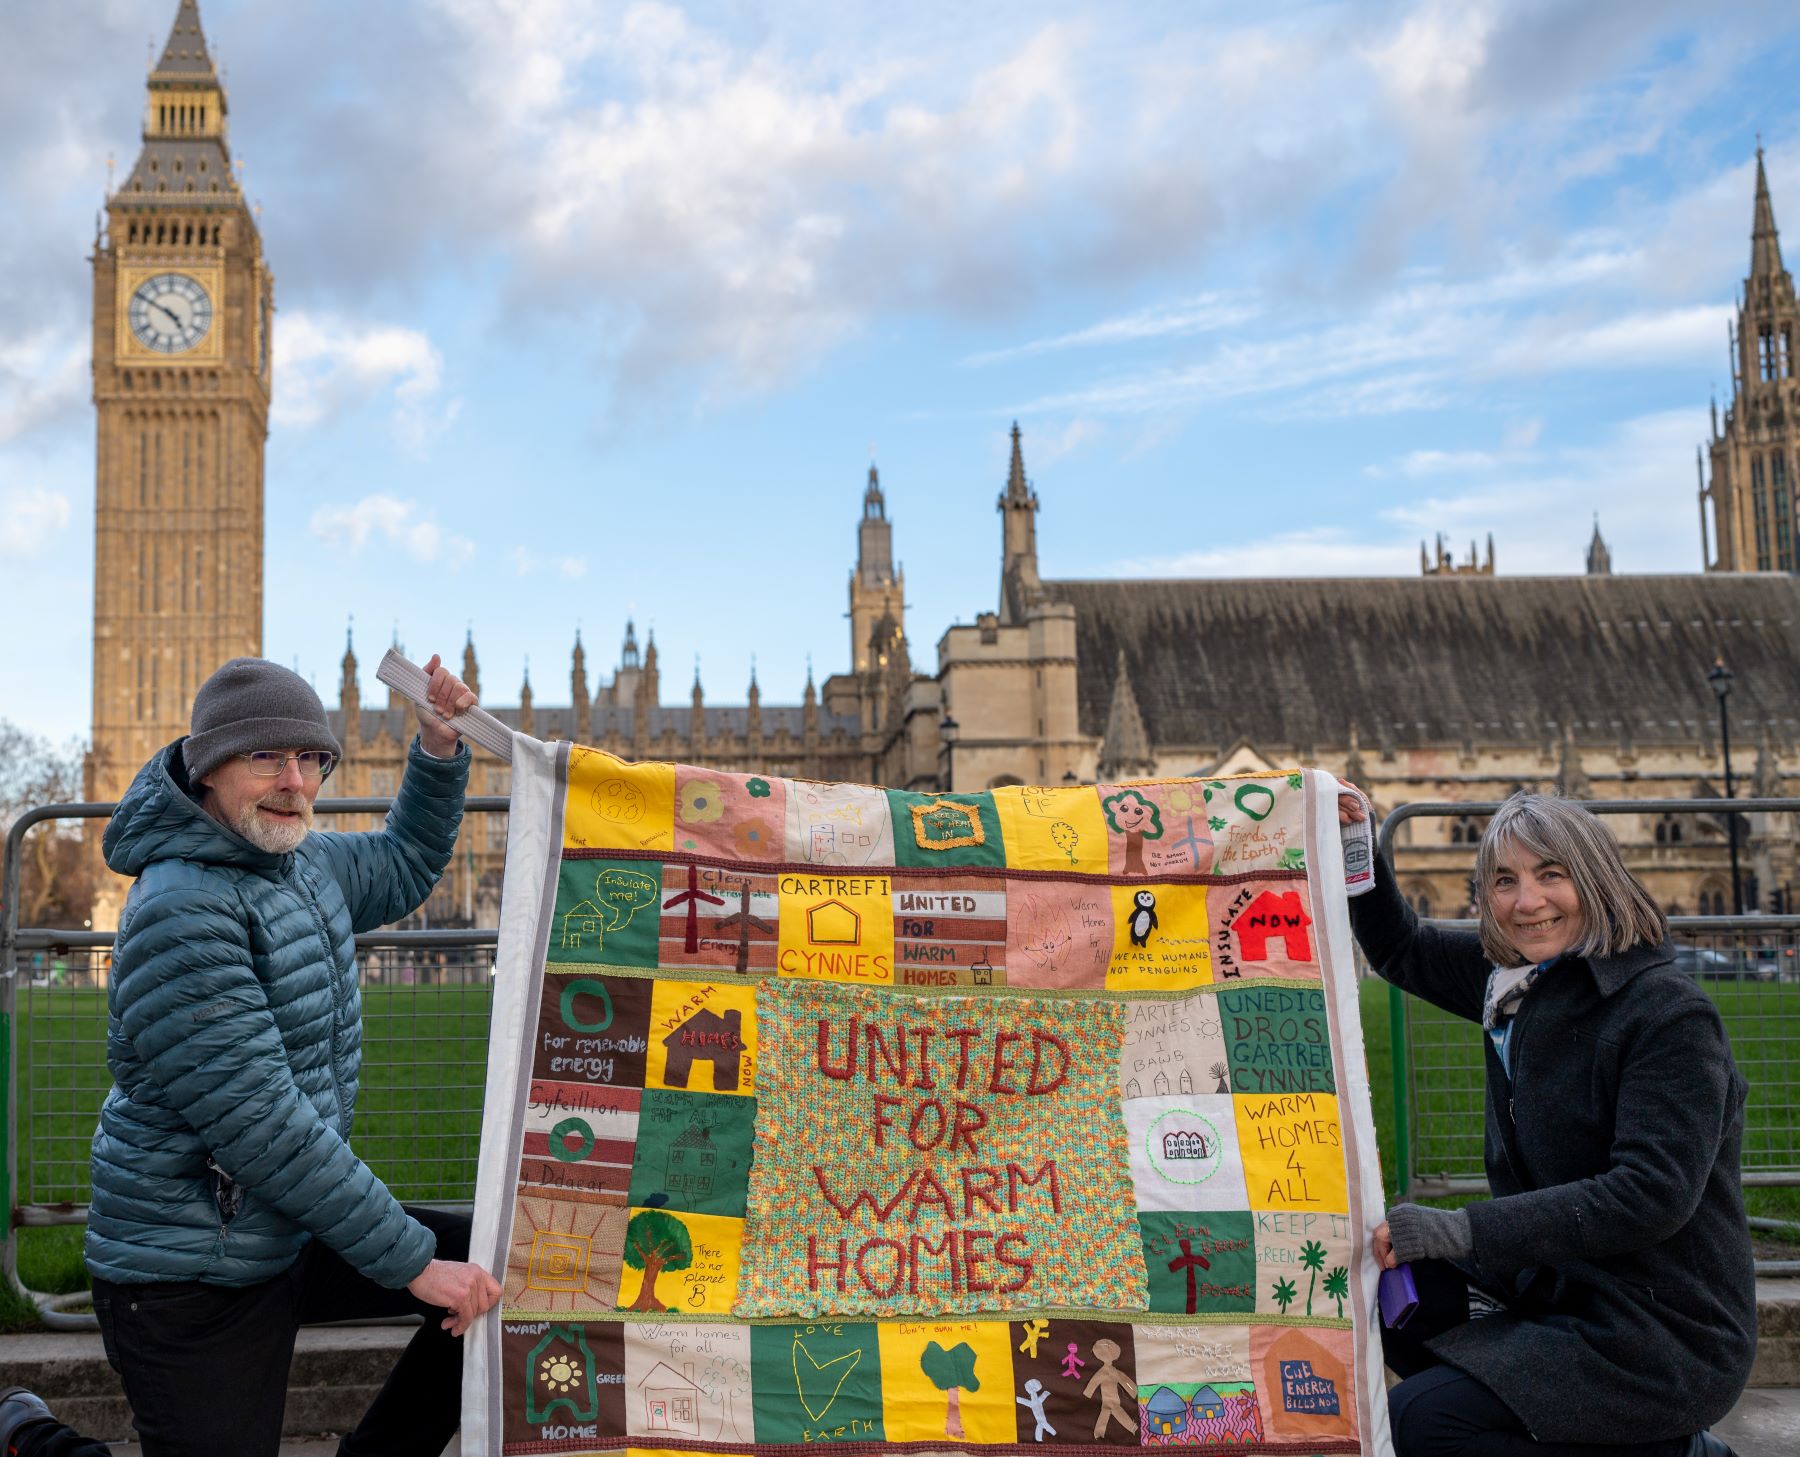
[229,793,313,853]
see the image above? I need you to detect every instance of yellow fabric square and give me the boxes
[644,979,758,1096]
[1105,883,1212,990]
[615,1208,744,1314]
[1232,1091,1350,1214]
[875,1320,1015,1444]
[565,747,676,854]
[775,869,897,984]
[993,785,1109,873]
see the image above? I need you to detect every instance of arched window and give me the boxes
[1449,815,1486,845]
[1654,814,1684,845]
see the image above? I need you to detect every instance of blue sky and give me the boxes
[4,0,1800,744]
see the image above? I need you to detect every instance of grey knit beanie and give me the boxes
[183,658,343,784]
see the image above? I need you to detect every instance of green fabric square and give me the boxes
[550,857,661,967]
[886,790,1006,868]
[751,1322,886,1445]
[1217,985,1336,1095]
[627,1088,758,1218]
[1140,1211,1256,1314]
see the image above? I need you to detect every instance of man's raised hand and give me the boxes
[415,653,477,758]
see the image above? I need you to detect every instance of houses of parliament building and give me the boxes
[87,2,1800,927]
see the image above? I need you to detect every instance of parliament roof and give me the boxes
[1049,572,1800,754]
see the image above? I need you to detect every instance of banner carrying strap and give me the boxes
[375,647,516,763]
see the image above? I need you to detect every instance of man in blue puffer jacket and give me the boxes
[0,655,500,1457]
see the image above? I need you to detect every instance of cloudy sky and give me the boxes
[4,0,1799,743]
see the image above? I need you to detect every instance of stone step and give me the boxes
[0,1323,416,1444]
[1752,1277,1800,1387]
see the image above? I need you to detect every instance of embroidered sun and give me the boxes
[540,1354,584,1392]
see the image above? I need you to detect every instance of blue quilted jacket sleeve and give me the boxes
[111,884,435,1287]
[310,737,469,932]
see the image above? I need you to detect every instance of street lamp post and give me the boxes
[938,714,959,794]
[1707,658,1743,916]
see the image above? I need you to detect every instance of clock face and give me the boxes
[128,272,213,354]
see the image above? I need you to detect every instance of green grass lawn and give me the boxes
[4,977,1794,1332]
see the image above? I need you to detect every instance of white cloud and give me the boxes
[310,494,474,567]
[1374,409,1710,573]
[0,331,86,445]
[1365,448,1504,480]
[0,485,72,557]
[961,293,1258,368]
[509,546,588,578]
[1111,527,1418,579]
[1485,303,1731,374]
[273,312,456,448]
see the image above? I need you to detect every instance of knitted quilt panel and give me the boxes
[466,742,1392,1457]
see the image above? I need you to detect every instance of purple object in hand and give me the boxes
[1379,1262,1419,1329]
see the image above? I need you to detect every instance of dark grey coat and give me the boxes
[1352,854,1756,1444]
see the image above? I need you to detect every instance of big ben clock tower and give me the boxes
[88,0,271,813]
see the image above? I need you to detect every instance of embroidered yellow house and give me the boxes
[561,900,603,949]
[807,899,861,946]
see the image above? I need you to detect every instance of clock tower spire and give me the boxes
[88,0,272,830]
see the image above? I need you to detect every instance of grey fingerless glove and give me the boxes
[1387,1203,1473,1263]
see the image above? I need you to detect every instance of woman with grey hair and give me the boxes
[1340,788,1754,1457]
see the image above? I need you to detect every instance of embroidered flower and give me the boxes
[746,777,772,798]
[734,818,778,859]
[678,779,725,824]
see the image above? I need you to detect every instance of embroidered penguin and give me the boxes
[1128,888,1159,947]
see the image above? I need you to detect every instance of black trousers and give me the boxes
[19,1206,470,1457]
[1384,1258,1691,1457]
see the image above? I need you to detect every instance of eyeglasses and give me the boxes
[240,750,337,780]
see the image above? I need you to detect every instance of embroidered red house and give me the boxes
[662,1008,744,1091]
[1233,890,1313,962]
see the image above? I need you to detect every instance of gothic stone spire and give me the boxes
[1097,649,1154,779]
[1753,145,1787,285]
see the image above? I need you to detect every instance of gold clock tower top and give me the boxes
[88,0,273,908]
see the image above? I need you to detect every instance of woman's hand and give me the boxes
[1372,1220,1398,1270]
[1337,780,1369,826]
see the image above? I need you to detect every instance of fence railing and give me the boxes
[1376,799,1800,1273]
[1,796,510,1324]
[7,794,1795,1320]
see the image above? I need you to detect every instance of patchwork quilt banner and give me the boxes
[464,739,1393,1456]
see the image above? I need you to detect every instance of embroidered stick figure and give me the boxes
[1060,1342,1086,1379]
[1016,1379,1057,1442]
[1083,1339,1135,1439]
[1017,1318,1051,1359]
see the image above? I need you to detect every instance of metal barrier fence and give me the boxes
[1378,800,1800,1227]
[1,797,509,1323]
[7,795,1796,1315]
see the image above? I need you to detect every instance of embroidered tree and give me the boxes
[1101,789,1164,875]
[1270,1277,1297,1315]
[622,1209,692,1312]
[1323,1265,1350,1318]
[920,1340,980,1439]
[1210,1060,1229,1094]
[1299,1240,1327,1316]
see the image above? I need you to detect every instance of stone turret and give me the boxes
[1586,517,1612,576]
[462,629,480,700]
[338,623,360,751]
[690,661,706,757]
[998,423,1042,624]
[571,631,590,742]
[1096,651,1154,779]
[746,663,762,760]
